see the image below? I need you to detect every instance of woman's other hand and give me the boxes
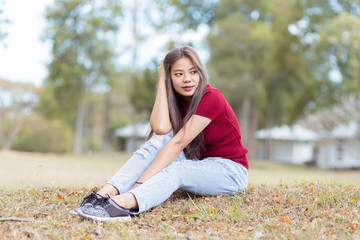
[158,60,166,83]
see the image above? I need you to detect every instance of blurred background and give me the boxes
[0,0,359,173]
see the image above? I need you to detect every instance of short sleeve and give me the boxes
[195,89,226,121]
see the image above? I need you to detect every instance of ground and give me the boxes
[1,151,360,239]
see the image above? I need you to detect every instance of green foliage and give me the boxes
[0,79,41,150]
[264,0,317,125]
[130,67,157,116]
[156,0,218,30]
[12,115,73,153]
[207,15,270,117]
[315,12,360,96]
[42,0,122,125]
[38,84,62,121]
[208,0,360,129]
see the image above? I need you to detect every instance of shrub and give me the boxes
[12,114,73,153]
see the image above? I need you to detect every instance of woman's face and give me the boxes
[170,57,200,102]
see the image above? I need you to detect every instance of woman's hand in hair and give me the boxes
[158,60,166,83]
[150,60,172,135]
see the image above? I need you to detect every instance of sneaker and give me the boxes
[69,191,104,216]
[78,196,131,222]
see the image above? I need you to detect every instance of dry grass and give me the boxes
[1,183,359,239]
[1,151,360,239]
[1,150,360,189]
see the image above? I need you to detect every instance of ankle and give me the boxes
[97,184,119,197]
[112,193,138,210]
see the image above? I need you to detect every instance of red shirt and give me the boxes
[184,84,249,169]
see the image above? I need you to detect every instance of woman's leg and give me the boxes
[127,156,248,214]
[98,134,171,197]
[178,157,248,196]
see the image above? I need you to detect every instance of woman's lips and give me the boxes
[183,86,194,92]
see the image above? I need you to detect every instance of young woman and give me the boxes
[70,46,249,222]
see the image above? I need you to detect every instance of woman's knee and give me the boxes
[133,134,171,158]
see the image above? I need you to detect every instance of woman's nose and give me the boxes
[183,73,191,82]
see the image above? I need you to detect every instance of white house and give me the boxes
[316,122,360,169]
[114,122,151,152]
[255,125,320,164]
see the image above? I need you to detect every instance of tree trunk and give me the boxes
[240,98,251,144]
[128,0,139,152]
[87,100,95,152]
[101,91,112,151]
[247,109,258,160]
[3,114,23,150]
[73,96,88,155]
[238,98,258,160]
[264,116,273,160]
[0,102,3,149]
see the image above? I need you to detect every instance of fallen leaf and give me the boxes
[279,215,290,223]
[153,210,163,215]
[349,224,356,232]
[214,224,223,229]
[343,211,350,216]
[272,197,281,203]
[247,226,255,232]
[56,194,64,200]
[14,210,23,217]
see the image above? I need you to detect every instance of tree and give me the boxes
[207,16,270,158]
[207,0,336,158]
[42,0,122,154]
[0,79,40,150]
[0,0,9,46]
[130,66,157,118]
[156,0,218,30]
[315,12,360,97]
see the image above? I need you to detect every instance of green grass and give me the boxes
[1,151,360,239]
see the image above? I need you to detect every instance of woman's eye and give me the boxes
[175,73,182,76]
[191,71,197,74]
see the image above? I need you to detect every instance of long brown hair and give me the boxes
[149,46,209,159]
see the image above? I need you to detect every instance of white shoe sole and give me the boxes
[79,212,131,222]
[69,208,84,216]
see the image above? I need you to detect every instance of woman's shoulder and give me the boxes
[202,84,225,100]
[199,84,227,110]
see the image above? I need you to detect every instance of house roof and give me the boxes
[329,122,359,139]
[114,122,151,138]
[255,125,319,141]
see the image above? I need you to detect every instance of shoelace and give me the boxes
[97,194,111,208]
[80,191,98,206]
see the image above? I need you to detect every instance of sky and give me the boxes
[0,0,53,86]
[0,0,209,87]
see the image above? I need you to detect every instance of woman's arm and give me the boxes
[149,61,172,135]
[133,115,211,186]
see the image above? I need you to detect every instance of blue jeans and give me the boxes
[107,134,248,214]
